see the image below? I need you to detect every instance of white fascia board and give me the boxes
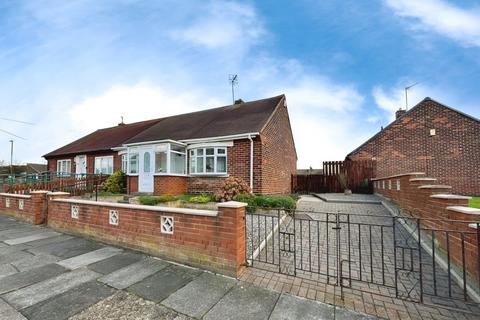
[186,141,234,149]
[180,132,259,144]
[123,139,187,147]
[112,146,127,152]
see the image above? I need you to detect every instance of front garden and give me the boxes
[470,197,480,209]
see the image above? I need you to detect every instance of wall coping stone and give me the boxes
[410,178,437,182]
[47,192,71,195]
[30,190,50,194]
[0,193,32,199]
[417,185,452,189]
[469,223,479,229]
[52,198,219,217]
[371,172,425,181]
[217,201,248,208]
[430,194,472,200]
[447,206,480,215]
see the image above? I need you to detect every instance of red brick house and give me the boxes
[44,95,297,195]
[346,97,480,195]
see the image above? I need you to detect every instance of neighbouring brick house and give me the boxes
[346,97,480,195]
[44,95,297,195]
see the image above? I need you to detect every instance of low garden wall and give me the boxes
[0,191,49,224]
[2,191,246,277]
[372,172,480,288]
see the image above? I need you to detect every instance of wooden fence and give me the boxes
[292,160,376,194]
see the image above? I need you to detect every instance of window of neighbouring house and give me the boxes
[189,147,227,175]
[57,159,71,174]
[94,156,113,174]
[121,154,128,172]
[129,153,139,174]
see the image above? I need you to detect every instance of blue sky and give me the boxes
[0,0,479,168]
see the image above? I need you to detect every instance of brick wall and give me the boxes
[46,197,247,277]
[186,138,262,194]
[259,101,297,194]
[127,176,138,194]
[373,173,479,285]
[349,99,480,195]
[154,176,187,195]
[0,191,48,224]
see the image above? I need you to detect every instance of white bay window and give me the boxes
[129,153,139,174]
[154,143,186,175]
[190,147,227,175]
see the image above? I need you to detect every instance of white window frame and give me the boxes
[189,147,227,175]
[129,153,139,175]
[94,156,114,175]
[57,159,71,174]
[121,154,128,173]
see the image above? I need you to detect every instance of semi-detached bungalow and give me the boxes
[43,95,297,195]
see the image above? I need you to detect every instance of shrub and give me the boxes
[139,196,159,206]
[189,194,214,203]
[254,195,296,211]
[139,194,175,206]
[102,171,125,194]
[215,177,250,202]
[233,193,257,212]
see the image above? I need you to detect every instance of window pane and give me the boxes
[129,154,138,174]
[190,150,194,156]
[170,152,185,174]
[107,158,113,174]
[217,156,226,173]
[121,154,128,172]
[206,148,214,155]
[196,157,204,173]
[155,152,167,173]
[217,148,226,154]
[206,156,214,172]
[197,149,204,156]
[190,156,196,173]
[143,152,151,173]
[95,158,101,174]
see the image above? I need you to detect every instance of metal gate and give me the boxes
[246,208,480,307]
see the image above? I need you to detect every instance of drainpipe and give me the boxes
[248,134,254,193]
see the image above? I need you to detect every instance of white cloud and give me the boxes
[384,0,480,47]
[169,1,265,50]
[372,84,433,120]
[69,83,222,133]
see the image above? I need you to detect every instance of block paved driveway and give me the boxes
[242,195,480,320]
[0,214,376,320]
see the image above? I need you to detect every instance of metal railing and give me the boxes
[246,207,480,308]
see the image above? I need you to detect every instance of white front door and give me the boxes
[139,148,154,193]
[75,155,87,175]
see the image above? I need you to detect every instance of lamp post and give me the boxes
[9,140,13,176]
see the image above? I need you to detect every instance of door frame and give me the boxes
[139,148,154,193]
[75,155,87,175]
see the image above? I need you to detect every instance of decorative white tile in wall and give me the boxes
[71,205,79,219]
[18,199,24,210]
[109,210,119,226]
[5,198,10,208]
[161,216,174,234]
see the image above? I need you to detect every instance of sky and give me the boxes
[0,0,479,169]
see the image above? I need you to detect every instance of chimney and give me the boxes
[395,109,406,119]
[234,99,244,105]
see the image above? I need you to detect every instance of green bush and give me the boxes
[254,195,297,211]
[138,196,159,206]
[189,194,214,203]
[233,193,257,213]
[138,194,175,206]
[176,194,193,202]
[233,193,297,212]
[102,171,125,194]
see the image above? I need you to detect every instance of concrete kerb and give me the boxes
[379,195,480,303]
